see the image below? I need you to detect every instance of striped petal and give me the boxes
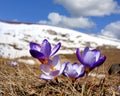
[76,48,83,63]
[40,74,53,80]
[40,64,50,75]
[29,42,41,51]
[91,55,106,68]
[50,42,61,56]
[30,50,45,59]
[41,39,51,58]
[50,70,60,76]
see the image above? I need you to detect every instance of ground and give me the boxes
[0,47,120,96]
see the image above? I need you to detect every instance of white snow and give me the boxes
[0,21,120,59]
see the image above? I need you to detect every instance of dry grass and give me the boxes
[0,47,120,96]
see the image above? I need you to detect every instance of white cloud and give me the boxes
[39,12,95,29]
[54,0,120,16]
[101,21,120,39]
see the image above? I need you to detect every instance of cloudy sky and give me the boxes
[0,0,120,39]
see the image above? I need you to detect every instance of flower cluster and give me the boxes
[29,39,106,81]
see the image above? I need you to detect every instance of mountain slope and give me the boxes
[0,21,120,58]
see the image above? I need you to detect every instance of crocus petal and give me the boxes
[40,74,53,80]
[59,62,67,74]
[63,62,70,76]
[50,42,61,56]
[91,55,106,68]
[29,42,41,51]
[66,63,73,72]
[54,60,61,70]
[64,63,78,78]
[51,55,59,66]
[68,71,78,78]
[50,70,60,76]
[92,49,101,61]
[72,63,84,78]
[40,39,51,58]
[30,50,45,59]
[76,47,89,64]
[76,64,85,78]
[82,47,89,58]
[76,48,83,63]
[40,64,50,75]
[50,55,61,70]
[72,63,79,70]
[83,51,96,67]
[65,68,78,78]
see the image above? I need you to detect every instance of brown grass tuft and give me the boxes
[0,47,120,96]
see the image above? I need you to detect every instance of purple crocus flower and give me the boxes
[76,47,106,72]
[40,55,66,80]
[29,39,61,64]
[9,61,18,66]
[63,62,85,81]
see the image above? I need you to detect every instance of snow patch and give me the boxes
[0,21,120,59]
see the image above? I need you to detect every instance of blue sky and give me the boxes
[0,0,120,39]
